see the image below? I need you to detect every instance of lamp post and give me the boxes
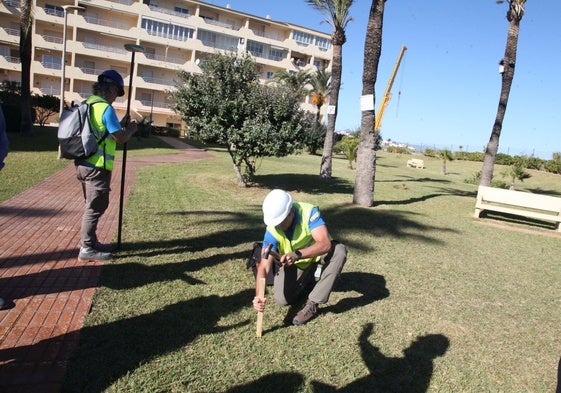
[59,5,85,116]
[117,43,145,248]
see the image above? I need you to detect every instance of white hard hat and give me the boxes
[262,189,293,226]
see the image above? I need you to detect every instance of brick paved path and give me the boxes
[0,137,213,392]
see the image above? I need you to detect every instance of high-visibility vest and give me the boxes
[267,202,322,270]
[84,95,117,171]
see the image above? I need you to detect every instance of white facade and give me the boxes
[0,0,332,129]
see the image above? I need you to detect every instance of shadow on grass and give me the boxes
[374,186,476,207]
[226,323,450,393]
[322,205,458,253]
[325,272,389,314]
[0,289,255,392]
[253,173,354,195]
[479,210,559,231]
[266,272,389,332]
[525,187,561,197]
[376,176,452,184]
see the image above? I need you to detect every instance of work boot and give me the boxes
[293,300,318,326]
[78,247,112,262]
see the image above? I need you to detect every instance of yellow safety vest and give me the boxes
[267,202,322,269]
[84,95,117,171]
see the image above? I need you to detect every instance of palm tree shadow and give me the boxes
[21,289,254,392]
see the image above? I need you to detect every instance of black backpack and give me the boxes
[57,99,108,160]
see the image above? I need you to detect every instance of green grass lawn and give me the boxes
[58,145,561,392]
[0,127,177,203]
[3,133,560,392]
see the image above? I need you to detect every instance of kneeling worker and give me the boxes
[252,189,347,325]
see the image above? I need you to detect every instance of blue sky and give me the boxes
[212,0,560,159]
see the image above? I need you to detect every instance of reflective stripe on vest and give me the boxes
[267,202,321,270]
[84,95,117,171]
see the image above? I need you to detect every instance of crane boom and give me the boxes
[375,45,407,131]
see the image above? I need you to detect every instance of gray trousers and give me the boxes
[76,164,111,248]
[273,241,347,305]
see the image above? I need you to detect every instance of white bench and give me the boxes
[474,185,561,232]
[407,158,424,169]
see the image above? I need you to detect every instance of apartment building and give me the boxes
[0,0,332,130]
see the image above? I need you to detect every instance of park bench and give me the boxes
[474,185,561,232]
[407,158,425,169]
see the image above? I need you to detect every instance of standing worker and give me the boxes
[252,189,347,325]
[76,70,137,262]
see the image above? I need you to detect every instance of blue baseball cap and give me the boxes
[98,69,125,97]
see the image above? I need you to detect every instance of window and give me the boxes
[247,40,264,58]
[174,7,189,16]
[269,47,286,62]
[44,3,63,17]
[82,60,95,74]
[144,47,156,59]
[315,37,331,51]
[42,54,61,70]
[293,30,313,46]
[141,18,194,41]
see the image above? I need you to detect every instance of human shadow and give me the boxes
[0,289,253,392]
[223,323,449,393]
[312,323,450,392]
[225,372,305,393]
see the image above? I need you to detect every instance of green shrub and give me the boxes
[463,170,508,188]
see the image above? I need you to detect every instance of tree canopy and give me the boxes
[172,52,310,186]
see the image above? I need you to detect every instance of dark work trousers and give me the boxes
[76,164,111,248]
[273,241,347,306]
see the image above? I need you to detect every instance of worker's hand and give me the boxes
[253,295,267,312]
[126,120,138,135]
[280,252,299,267]
[120,114,130,127]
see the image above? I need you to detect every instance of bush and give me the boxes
[495,153,514,166]
[463,170,508,188]
[387,146,411,155]
[543,160,561,175]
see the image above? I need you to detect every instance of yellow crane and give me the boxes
[375,45,407,131]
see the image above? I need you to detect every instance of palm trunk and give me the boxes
[320,41,343,180]
[480,16,521,186]
[353,0,385,207]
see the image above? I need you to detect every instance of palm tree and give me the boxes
[306,0,355,180]
[336,135,359,169]
[309,69,331,124]
[437,149,454,175]
[352,0,385,206]
[480,0,526,186]
[270,69,311,98]
[19,0,34,136]
[502,156,531,190]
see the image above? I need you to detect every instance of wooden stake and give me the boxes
[256,277,266,337]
